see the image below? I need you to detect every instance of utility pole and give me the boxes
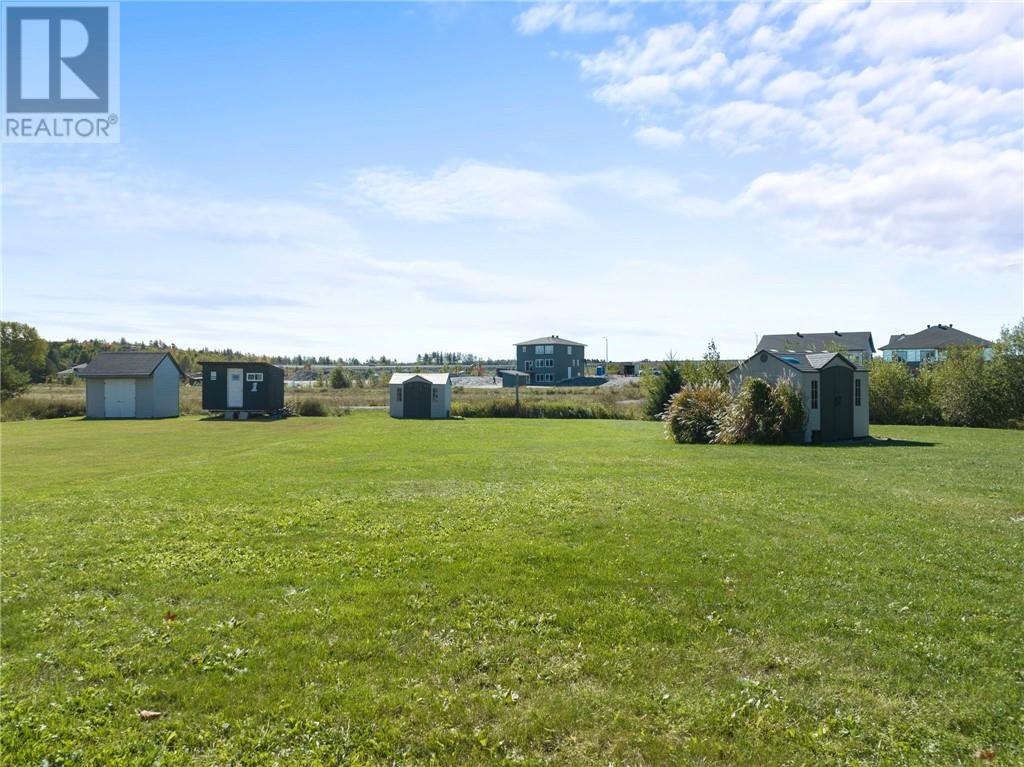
[603,336,609,372]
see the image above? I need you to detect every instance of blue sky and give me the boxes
[3,1,1022,360]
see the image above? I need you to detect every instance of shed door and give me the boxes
[227,368,244,408]
[819,367,854,442]
[104,379,136,418]
[403,381,431,419]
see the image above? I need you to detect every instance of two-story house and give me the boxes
[515,336,586,384]
[755,331,876,365]
[880,325,992,368]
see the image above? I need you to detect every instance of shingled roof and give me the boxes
[880,325,992,351]
[729,350,863,374]
[516,335,586,347]
[756,331,875,354]
[78,352,184,378]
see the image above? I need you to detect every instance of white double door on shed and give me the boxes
[104,379,136,418]
[227,368,244,408]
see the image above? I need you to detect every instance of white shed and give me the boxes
[728,351,868,443]
[79,352,185,419]
[388,373,451,419]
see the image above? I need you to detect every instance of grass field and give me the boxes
[2,414,1022,765]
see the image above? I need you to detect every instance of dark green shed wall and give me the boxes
[200,362,285,413]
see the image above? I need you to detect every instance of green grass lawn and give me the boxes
[2,414,1022,766]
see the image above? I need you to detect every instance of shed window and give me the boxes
[396,388,402,402]
[433,387,439,402]
[855,378,862,406]
[811,380,818,410]
[246,372,264,382]
[209,370,217,381]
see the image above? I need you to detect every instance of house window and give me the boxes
[397,388,402,402]
[535,345,553,355]
[209,370,217,380]
[246,372,264,382]
[525,360,533,371]
[811,380,818,410]
[855,378,862,406]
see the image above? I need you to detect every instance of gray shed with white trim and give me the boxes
[729,350,869,443]
[79,352,184,419]
[389,373,451,419]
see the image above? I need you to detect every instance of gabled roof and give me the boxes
[756,331,875,354]
[389,373,451,385]
[516,336,586,347]
[879,325,992,351]
[78,352,184,379]
[729,350,863,374]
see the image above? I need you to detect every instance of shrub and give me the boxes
[329,367,350,389]
[643,356,684,419]
[868,358,937,425]
[663,383,730,444]
[714,378,805,444]
[926,347,1003,427]
[296,398,329,417]
[0,397,85,421]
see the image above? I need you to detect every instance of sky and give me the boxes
[2,0,1022,361]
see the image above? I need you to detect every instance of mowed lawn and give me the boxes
[2,414,1022,766]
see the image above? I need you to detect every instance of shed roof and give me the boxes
[389,373,451,385]
[729,350,864,374]
[516,335,586,347]
[756,331,875,354]
[199,360,282,369]
[879,325,992,351]
[78,352,184,379]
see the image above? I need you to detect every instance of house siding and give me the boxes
[151,355,181,417]
[85,378,105,419]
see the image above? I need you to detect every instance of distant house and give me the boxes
[201,361,285,419]
[79,352,184,419]
[515,335,585,385]
[389,373,451,419]
[729,350,869,443]
[880,325,993,368]
[756,331,875,365]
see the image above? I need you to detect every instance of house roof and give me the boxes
[729,350,864,374]
[78,352,184,379]
[516,335,586,347]
[389,373,451,385]
[879,325,992,351]
[756,331,875,354]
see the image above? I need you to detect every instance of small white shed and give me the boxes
[389,373,451,419]
[79,352,184,419]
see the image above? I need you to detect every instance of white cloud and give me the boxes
[740,138,1024,266]
[634,126,685,149]
[348,162,579,224]
[566,1,1024,269]
[517,2,631,35]
[762,70,825,102]
[726,4,760,36]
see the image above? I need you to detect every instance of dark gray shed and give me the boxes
[200,361,285,418]
[78,352,184,419]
